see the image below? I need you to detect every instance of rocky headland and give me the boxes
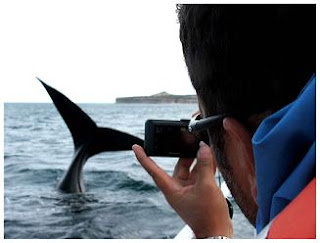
[116,92,197,104]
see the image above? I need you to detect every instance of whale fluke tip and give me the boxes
[36,77,44,84]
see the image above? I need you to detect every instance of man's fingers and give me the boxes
[172,158,194,180]
[132,144,175,194]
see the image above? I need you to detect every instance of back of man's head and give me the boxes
[178,4,315,122]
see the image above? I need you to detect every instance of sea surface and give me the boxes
[4,103,255,239]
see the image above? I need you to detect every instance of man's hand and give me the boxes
[132,141,233,238]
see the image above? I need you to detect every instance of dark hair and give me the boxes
[178,4,315,120]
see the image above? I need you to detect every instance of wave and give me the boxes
[6,167,157,193]
[5,168,64,187]
[17,167,64,175]
[87,170,158,192]
[4,154,20,160]
[7,125,32,130]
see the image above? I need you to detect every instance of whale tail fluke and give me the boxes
[88,127,144,156]
[38,77,144,193]
[37,77,97,150]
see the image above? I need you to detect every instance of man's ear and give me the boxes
[222,117,257,204]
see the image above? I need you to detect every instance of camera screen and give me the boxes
[152,124,199,157]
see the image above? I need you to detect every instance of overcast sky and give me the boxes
[0,0,195,103]
[1,0,318,103]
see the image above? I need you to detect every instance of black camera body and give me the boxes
[144,119,204,158]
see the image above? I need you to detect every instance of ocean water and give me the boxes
[4,103,255,239]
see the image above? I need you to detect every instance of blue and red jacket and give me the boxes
[253,75,316,239]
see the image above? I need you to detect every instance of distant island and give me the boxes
[116,92,197,104]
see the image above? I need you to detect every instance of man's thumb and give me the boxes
[195,141,216,184]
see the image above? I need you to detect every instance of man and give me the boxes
[133,5,315,238]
